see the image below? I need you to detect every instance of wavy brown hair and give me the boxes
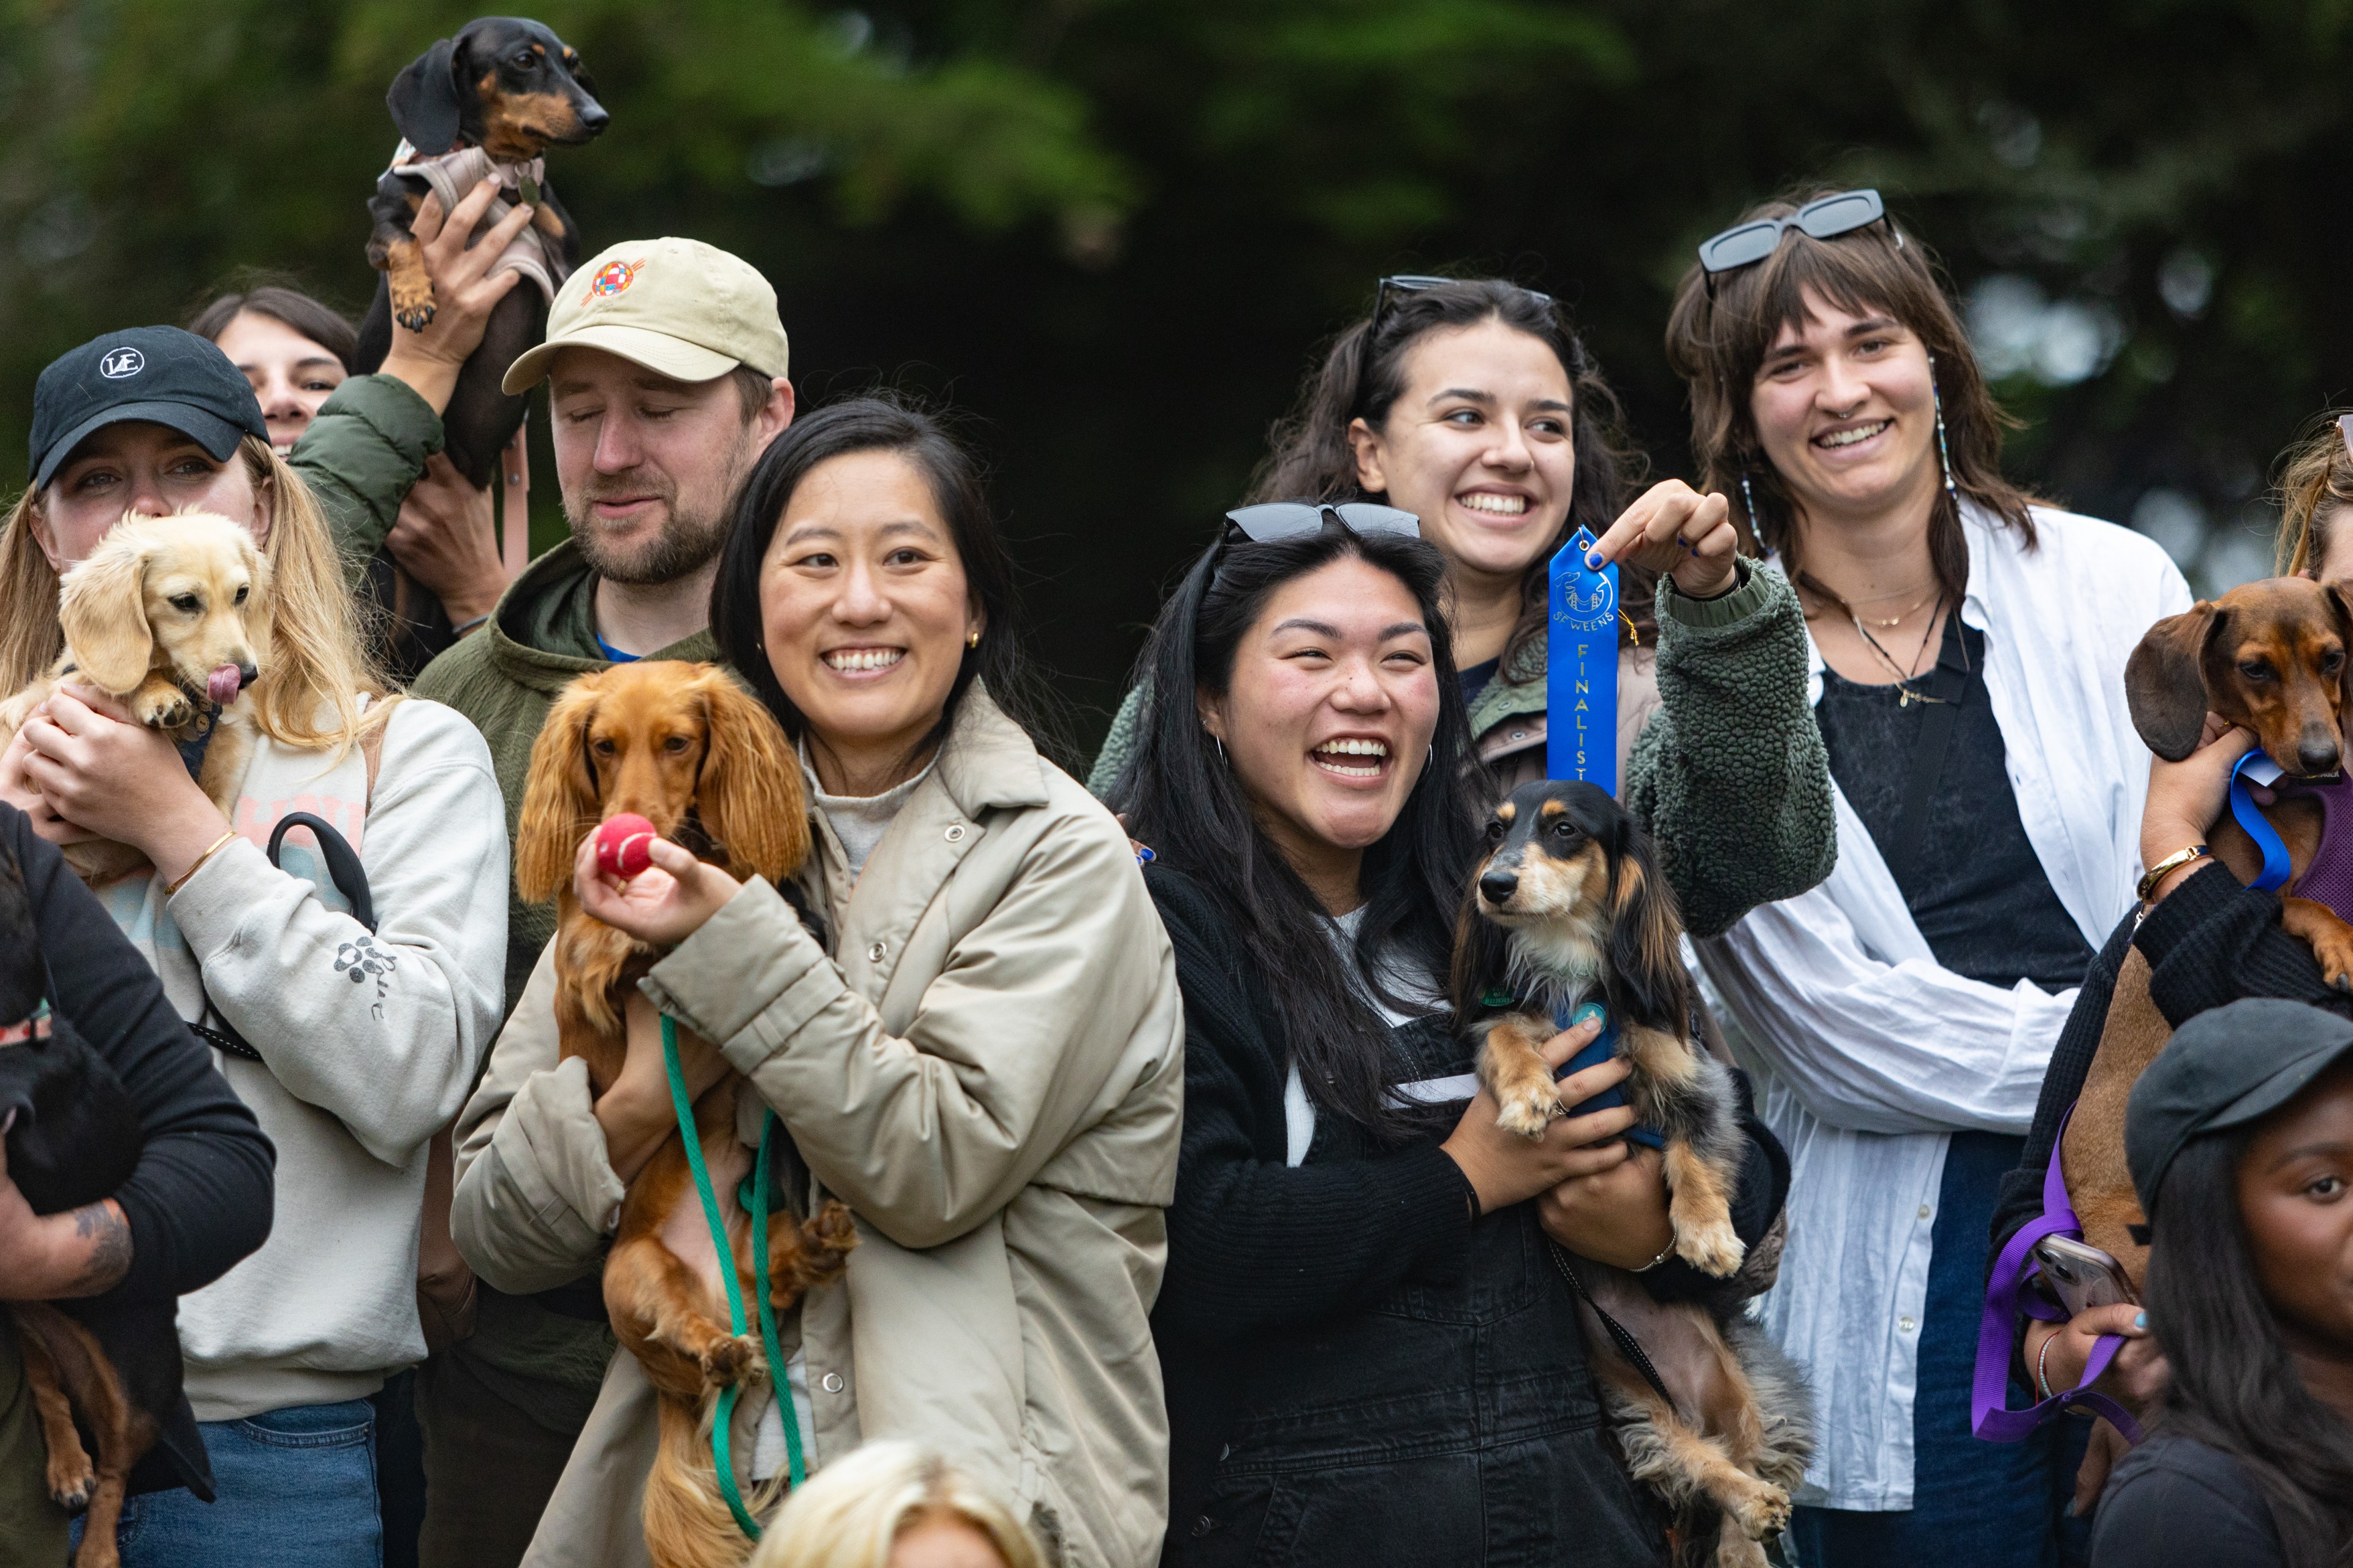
[1252,278,1650,655]
[2273,412,2353,579]
[0,437,388,752]
[1663,189,2039,616]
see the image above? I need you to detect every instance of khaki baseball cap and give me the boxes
[502,237,789,394]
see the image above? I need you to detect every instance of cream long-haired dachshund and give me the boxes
[0,513,268,885]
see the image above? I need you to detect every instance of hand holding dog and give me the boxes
[1537,1145,1675,1271]
[1585,479,1740,600]
[1441,1012,1650,1215]
[17,686,230,887]
[387,453,507,626]
[2140,711,2257,904]
[0,1127,132,1300]
[376,179,536,417]
[593,992,733,1184]
[0,724,93,848]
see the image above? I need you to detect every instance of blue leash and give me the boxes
[2229,751,2293,891]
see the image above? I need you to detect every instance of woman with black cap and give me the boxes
[0,200,518,1567]
[2094,996,2353,1566]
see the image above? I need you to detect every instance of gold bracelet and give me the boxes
[164,830,239,897]
[2135,843,2210,903]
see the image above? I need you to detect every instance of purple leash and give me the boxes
[1971,1105,2144,1444]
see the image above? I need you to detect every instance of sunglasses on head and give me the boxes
[2338,413,2353,469]
[1697,189,1894,295]
[1221,501,1422,547]
[1369,275,1555,342]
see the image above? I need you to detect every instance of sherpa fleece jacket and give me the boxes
[411,539,719,1014]
[93,697,507,1420]
[1087,558,1837,940]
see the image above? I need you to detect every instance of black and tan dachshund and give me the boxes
[0,839,173,1568]
[357,16,608,488]
[1454,781,1811,1568]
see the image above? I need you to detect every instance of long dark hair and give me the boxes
[1252,278,1649,656]
[1663,188,2041,619]
[1112,525,1482,1135]
[2143,1129,2353,1565]
[710,395,1064,767]
[185,278,361,371]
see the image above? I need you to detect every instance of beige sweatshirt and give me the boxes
[96,696,507,1419]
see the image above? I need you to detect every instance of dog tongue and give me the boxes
[207,664,243,706]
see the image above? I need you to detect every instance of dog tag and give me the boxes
[1547,527,1618,795]
[518,177,540,206]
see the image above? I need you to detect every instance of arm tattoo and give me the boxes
[66,1202,131,1295]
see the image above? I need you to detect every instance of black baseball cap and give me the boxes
[2126,997,2353,1219]
[29,327,269,491]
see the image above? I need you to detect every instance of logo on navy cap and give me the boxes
[98,348,145,379]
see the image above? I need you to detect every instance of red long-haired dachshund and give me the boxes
[516,661,855,1566]
[1455,781,1812,1568]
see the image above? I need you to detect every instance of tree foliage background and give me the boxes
[4,0,2349,741]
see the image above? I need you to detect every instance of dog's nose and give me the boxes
[1479,869,1519,905]
[235,664,259,691]
[2302,737,2343,775]
[579,102,610,134]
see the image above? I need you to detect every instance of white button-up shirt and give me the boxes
[1694,504,2191,1510]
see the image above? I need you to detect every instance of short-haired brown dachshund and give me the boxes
[516,661,855,1567]
[2060,577,2353,1287]
[1455,781,1811,1568]
[357,15,608,488]
[0,513,267,887]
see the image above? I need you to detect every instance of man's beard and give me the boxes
[566,449,745,586]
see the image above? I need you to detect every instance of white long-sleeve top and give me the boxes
[1694,504,2190,1510]
[98,696,507,1419]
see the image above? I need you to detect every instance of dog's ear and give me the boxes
[1602,821,1692,1034]
[387,38,463,154]
[57,532,156,695]
[515,679,603,904]
[2124,603,2224,762]
[694,673,808,885]
[1449,864,1509,1031]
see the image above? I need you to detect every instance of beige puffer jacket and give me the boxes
[450,691,1186,1567]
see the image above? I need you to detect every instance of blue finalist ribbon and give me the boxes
[2229,751,2292,892]
[1548,527,1618,795]
[1553,1000,1665,1151]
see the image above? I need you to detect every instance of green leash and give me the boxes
[661,1015,808,1540]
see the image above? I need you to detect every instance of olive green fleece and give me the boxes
[1083,556,1835,939]
[285,373,444,579]
[407,537,718,1016]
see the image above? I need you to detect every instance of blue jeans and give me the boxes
[78,1399,382,1568]
[1788,1133,2093,1568]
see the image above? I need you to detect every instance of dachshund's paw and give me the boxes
[1495,1084,1558,1140]
[1675,1218,1747,1278]
[395,301,438,333]
[699,1332,763,1388]
[390,276,438,333]
[135,685,192,729]
[1727,1477,1791,1540]
[805,1201,858,1268]
[45,1456,93,1513]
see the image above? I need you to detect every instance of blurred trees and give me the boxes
[3,0,2349,733]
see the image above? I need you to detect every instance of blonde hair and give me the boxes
[0,435,388,751]
[748,1443,1044,1568]
[2274,411,2353,578]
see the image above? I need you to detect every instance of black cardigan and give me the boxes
[1146,865,1789,1534]
[1990,861,2353,1257]
[4,805,276,1493]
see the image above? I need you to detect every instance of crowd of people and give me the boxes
[3,168,2352,1568]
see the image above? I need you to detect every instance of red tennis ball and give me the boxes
[595,813,659,879]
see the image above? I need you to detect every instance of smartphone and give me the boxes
[2033,1235,2139,1316]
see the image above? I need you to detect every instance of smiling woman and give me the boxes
[1664,189,2195,1567]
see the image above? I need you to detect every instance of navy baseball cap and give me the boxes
[29,327,269,491]
[2126,997,2353,1219]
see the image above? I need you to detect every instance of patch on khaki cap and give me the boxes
[502,235,790,393]
[583,257,647,302]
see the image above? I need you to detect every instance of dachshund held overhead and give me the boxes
[515,662,855,1567]
[358,15,608,488]
[1454,781,1811,1568]
[0,514,268,887]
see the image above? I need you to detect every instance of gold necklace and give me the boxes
[1850,600,1950,707]
[1855,589,1939,630]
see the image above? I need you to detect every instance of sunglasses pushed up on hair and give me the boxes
[1221,501,1422,547]
[1696,189,1895,296]
[1368,275,1555,341]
